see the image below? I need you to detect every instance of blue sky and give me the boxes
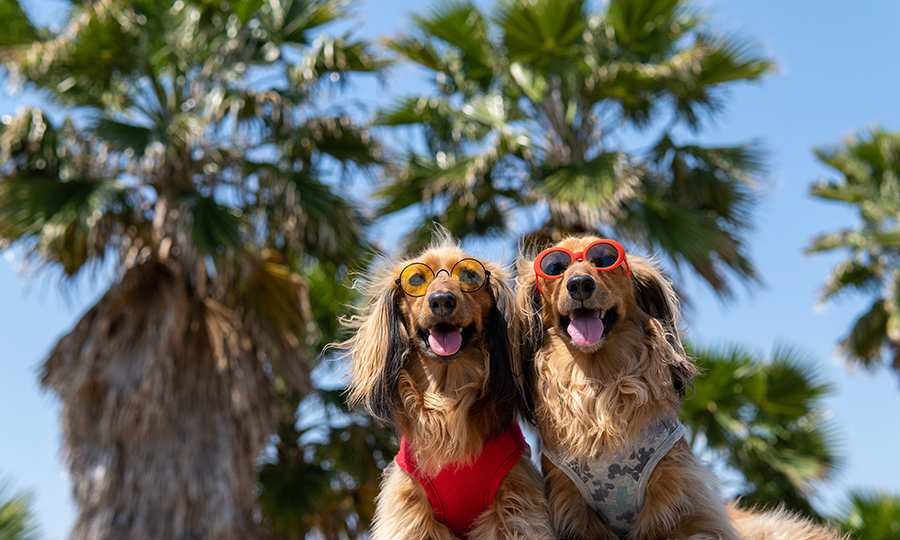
[2,1,900,538]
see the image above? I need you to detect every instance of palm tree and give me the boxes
[0,478,40,540]
[0,0,384,538]
[807,128,900,380]
[376,0,773,296]
[682,344,842,519]
[835,490,900,540]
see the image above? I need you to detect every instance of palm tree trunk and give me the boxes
[41,261,276,540]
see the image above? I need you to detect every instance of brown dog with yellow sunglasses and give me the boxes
[341,231,553,540]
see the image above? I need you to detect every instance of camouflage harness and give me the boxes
[543,416,686,538]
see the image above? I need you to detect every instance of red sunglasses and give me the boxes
[533,239,631,294]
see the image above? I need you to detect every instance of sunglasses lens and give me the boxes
[452,259,487,292]
[399,263,433,296]
[586,242,619,269]
[539,251,572,276]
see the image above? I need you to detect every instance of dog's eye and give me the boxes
[458,269,479,284]
[452,259,487,292]
[540,251,571,276]
[586,243,619,269]
[399,263,434,296]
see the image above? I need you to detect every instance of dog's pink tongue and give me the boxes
[429,326,462,356]
[568,311,604,346]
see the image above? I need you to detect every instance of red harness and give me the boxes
[395,423,528,538]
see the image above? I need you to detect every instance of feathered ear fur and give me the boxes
[630,257,697,398]
[342,279,407,425]
[485,271,532,426]
[513,255,543,423]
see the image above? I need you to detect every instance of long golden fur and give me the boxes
[341,232,553,540]
[517,235,843,540]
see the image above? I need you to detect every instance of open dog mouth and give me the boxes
[559,307,619,348]
[418,323,477,361]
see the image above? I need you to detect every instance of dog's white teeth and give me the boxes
[457,327,463,334]
[600,310,607,320]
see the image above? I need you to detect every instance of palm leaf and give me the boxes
[666,35,774,128]
[92,118,156,158]
[413,0,492,76]
[293,116,382,166]
[818,259,883,302]
[184,194,246,255]
[837,490,900,540]
[605,0,699,60]
[0,178,129,274]
[376,96,456,127]
[684,344,840,517]
[497,0,586,68]
[0,480,40,540]
[840,299,890,367]
[262,0,345,46]
[0,0,39,47]
[537,151,625,207]
[292,35,388,87]
[386,36,445,73]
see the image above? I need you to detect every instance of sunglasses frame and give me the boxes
[533,239,631,294]
[395,258,491,297]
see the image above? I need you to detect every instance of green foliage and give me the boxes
[682,344,841,519]
[258,388,396,540]
[836,490,900,540]
[0,478,40,540]
[808,128,900,379]
[378,0,774,296]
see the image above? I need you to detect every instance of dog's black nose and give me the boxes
[566,275,596,301]
[428,292,458,316]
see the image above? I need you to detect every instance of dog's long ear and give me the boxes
[513,255,543,423]
[485,270,531,427]
[515,256,544,366]
[343,282,407,425]
[631,257,697,398]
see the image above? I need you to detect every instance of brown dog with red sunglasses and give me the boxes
[516,235,844,540]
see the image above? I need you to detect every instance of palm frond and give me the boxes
[291,34,388,88]
[605,0,700,60]
[684,343,840,517]
[0,478,40,540]
[262,0,345,46]
[661,34,774,129]
[412,0,492,80]
[840,299,890,368]
[183,193,247,255]
[537,152,630,212]
[818,259,883,302]
[836,490,900,540]
[385,35,445,73]
[497,0,586,68]
[0,0,39,47]
[92,118,156,158]
[0,177,130,275]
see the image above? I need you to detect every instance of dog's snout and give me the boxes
[566,275,596,301]
[428,291,458,316]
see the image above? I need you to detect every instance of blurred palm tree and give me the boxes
[836,490,900,540]
[0,478,40,540]
[682,344,842,520]
[377,0,773,296]
[807,128,900,381]
[0,0,384,538]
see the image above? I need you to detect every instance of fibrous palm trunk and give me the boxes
[41,261,282,540]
